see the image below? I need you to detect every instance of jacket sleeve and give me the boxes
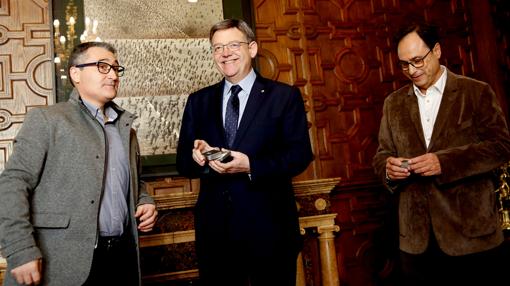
[372,97,400,193]
[176,93,209,178]
[435,84,510,185]
[249,86,313,181]
[0,109,47,269]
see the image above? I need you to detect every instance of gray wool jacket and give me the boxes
[0,90,155,285]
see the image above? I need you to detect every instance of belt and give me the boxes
[97,235,128,251]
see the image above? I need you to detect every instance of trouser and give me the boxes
[197,239,299,286]
[83,233,139,286]
[399,232,509,286]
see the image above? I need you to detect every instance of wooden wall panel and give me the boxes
[0,0,54,172]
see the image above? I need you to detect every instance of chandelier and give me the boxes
[52,0,100,101]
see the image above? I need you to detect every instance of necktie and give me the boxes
[225,85,242,148]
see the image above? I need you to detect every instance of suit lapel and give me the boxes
[407,86,428,151]
[212,80,228,146]
[231,77,267,149]
[427,70,459,151]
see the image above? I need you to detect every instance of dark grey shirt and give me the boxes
[82,99,130,237]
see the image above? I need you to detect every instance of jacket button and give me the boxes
[91,200,94,204]
[96,155,99,159]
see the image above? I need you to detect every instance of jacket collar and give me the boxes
[427,69,459,151]
[214,74,269,149]
[405,69,460,151]
[68,88,130,118]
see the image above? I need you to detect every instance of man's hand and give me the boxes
[386,157,411,181]
[135,204,158,232]
[409,153,442,176]
[209,150,250,174]
[192,140,213,166]
[10,259,42,285]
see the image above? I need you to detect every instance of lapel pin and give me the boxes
[261,89,265,93]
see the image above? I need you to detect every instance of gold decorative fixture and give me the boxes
[496,162,510,230]
[52,0,101,102]
[80,17,101,43]
[52,0,78,80]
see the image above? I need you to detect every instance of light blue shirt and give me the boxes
[222,69,256,127]
[82,98,130,237]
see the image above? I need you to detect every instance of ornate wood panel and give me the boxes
[485,0,510,117]
[253,0,478,184]
[0,0,54,172]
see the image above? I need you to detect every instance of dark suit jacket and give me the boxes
[177,74,313,256]
[373,69,510,256]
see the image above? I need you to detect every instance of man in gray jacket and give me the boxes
[0,42,157,285]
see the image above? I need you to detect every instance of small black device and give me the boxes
[202,149,232,163]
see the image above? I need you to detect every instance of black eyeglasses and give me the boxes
[74,61,125,77]
[397,49,432,71]
[211,41,251,54]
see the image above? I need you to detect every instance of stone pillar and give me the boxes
[318,225,341,286]
[296,251,306,286]
[299,213,341,286]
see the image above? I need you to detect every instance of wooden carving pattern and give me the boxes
[253,0,475,183]
[489,0,510,116]
[330,182,397,286]
[0,0,54,171]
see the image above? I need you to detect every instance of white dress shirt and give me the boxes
[413,66,447,148]
[222,69,256,126]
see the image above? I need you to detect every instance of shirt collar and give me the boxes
[224,69,256,95]
[81,97,118,123]
[413,65,447,97]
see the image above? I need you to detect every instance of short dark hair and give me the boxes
[394,23,440,50]
[67,41,117,86]
[209,19,256,43]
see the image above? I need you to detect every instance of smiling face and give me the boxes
[397,31,442,93]
[211,27,258,84]
[69,47,120,108]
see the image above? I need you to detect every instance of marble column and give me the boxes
[296,251,306,286]
[318,224,341,286]
[299,213,341,286]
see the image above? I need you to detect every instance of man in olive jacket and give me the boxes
[373,23,510,285]
[0,42,157,285]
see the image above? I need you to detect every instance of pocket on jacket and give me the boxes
[459,182,498,237]
[32,212,70,228]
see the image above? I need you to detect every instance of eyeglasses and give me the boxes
[212,41,250,54]
[397,49,432,71]
[74,61,125,77]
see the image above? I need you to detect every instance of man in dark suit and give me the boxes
[373,23,510,285]
[176,19,313,286]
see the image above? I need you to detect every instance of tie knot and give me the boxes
[230,85,242,96]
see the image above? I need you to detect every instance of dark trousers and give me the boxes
[197,239,298,286]
[83,234,139,286]
[399,232,509,286]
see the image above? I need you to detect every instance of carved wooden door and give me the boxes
[0,0,54,172]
